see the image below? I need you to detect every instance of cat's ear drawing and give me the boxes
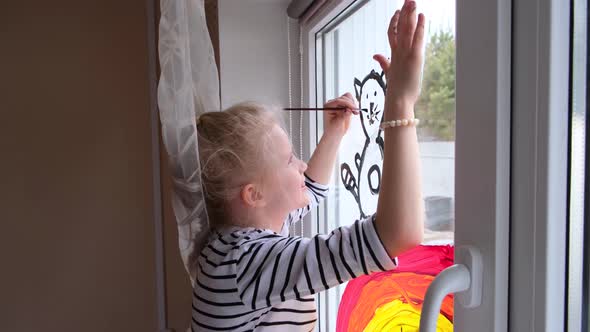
[354,78,362,101]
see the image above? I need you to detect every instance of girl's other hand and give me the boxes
[323,92,358,137]
[373,0,425,110]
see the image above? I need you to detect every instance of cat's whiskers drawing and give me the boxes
[367,102,381,125]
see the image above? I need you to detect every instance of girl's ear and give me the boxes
[240,183,267,208]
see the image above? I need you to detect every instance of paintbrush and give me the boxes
[283,107,368,113]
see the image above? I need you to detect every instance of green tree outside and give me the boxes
[415,30,456,141]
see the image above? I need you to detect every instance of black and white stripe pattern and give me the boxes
[191,177,397,331]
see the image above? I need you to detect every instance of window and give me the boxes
[311,0,456,330]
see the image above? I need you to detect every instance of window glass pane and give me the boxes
[315,0,456,330]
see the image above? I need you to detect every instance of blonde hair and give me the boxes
[196,102,285,227]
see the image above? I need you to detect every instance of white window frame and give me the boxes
[298,0,363,242]
[298,2,366,330]
[510,0,570,330]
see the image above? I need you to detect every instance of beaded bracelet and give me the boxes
[379,118,420,130]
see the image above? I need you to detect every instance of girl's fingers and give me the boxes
[400,1,417,50]
[344,92,358,107]
[373,54,390,72]
[325,94,357,112]
[337,96,359,114]
[406,2,418,49]
[397,2,409,49]
[412,13,426,54]
[334,93,356,105]
[338,98,357,110]
[388,10,401,49]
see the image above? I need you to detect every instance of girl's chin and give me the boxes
[292,197,308,209]
[301,196,310,207]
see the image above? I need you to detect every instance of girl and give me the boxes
[192,1,425,331]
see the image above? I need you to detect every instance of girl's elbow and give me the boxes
[377,213,424,256]
[408,231,423,249]
[386,230,423,257]
[395,221,424,253]
[400,232,422,252]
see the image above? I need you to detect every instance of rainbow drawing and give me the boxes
[337,245,455,332]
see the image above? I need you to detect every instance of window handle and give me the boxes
[419,246,483,332]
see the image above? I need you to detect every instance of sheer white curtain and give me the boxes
[157,0,220,283]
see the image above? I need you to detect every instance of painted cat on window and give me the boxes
[340,69,387,218]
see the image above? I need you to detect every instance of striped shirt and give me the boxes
[191,175,397,331]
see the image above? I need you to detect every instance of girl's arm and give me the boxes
[233,215,396,310]
[304,93,358,185]
[282,94,356,231]
[373,0,425,257]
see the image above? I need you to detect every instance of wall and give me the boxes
[0,1,159,331]
[218,0,292,109]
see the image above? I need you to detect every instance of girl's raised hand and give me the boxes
[373,1,425,112]
[323,92,358,137]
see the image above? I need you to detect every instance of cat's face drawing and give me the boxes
[354,70,386,139]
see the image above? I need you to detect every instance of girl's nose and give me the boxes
[299,160,308,173]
